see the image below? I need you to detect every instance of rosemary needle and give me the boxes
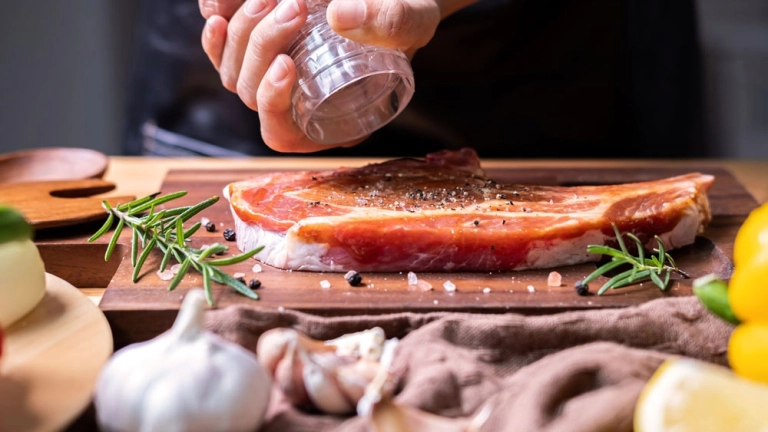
[581,223,689,296]
[89,191,262,305]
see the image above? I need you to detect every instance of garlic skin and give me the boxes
[94,289,270,432]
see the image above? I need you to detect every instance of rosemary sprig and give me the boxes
[88,191,263,305]
[581,223,689,295]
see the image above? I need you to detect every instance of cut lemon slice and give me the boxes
[635,358,768,432]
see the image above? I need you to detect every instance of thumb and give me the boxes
[326,0,440,50]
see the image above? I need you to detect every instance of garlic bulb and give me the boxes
[94,289,270,432]
[257,327,393,415]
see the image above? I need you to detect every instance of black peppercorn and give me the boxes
[235,276,246,284]
[249,279,262,290]
[205,221,216,232]
[344,270,362,287]
[575,281,590,296]
[223,228,236,241]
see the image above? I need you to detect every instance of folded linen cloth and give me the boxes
[205,296,733,432]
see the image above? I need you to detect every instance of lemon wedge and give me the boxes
[635,358,768,432]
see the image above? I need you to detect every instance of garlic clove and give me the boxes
[273,340,311,407]
[334,359,383,403]
[257,326,396,415]
[301,349,356,414]
[325,327,386,360]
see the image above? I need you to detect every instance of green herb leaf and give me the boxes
[581,223,688,296]
[88,191,262,306]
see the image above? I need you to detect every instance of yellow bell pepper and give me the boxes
[727,202,768,384]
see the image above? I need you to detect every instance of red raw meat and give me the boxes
[224,148,713,272]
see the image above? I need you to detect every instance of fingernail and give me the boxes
[269,56,290,83]
[205,20,215,38]
[332,0,366,30]
[245,0,267,16]
[274,0,300,24]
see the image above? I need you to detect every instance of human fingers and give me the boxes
[257,55,364,152]
[326,0,441,51]
[201,16,228,71]
[236,0,307,112]
[219,0,278,92]
[200,0,245,20]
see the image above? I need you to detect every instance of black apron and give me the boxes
[124,0,703,158]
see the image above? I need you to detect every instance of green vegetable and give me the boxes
[693,274,741,325]
[0,206,33,244]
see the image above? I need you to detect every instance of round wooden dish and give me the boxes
[0,273,113,432]
[0,147,109,184]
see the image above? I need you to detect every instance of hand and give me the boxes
[199,0,474,152]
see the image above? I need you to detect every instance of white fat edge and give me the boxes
[229,207,335,271]
[524,228,605,270]
[222,185,230,201]
[650,207,702,251]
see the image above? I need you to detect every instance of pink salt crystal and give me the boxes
[547,271,562,287]
[416,279,433,291]
[157,269,175,281]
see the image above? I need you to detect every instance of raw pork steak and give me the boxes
[224,149,713,272]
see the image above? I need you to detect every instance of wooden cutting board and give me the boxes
[40,166,757,348]
[0,273,113,432]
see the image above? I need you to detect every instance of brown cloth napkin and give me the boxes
[205,296,733,432]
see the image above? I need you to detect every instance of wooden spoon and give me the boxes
[0,147,109,184]
[0,179,134,229]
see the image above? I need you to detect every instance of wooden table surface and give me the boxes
[77,156,767,305]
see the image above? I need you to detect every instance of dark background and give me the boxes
[0,0,766,158]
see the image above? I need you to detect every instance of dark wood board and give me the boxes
[37,165,757,347]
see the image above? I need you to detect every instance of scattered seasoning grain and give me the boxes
[157,269,174,281]
[547,271,562,287]
[443,281,456,292]
[527,285,536,293]
[252,264,263,273]
[575,281,590,296]
[235,276,246,284]
[345,270,363,287]
[407,272,418,286]
[223,228,236,241]
[483,287,491,294]
[320,280,331,289]
[417,279,433,291]
[205,221,216,232]
[249,279,262,290]
[473,220,480,226]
